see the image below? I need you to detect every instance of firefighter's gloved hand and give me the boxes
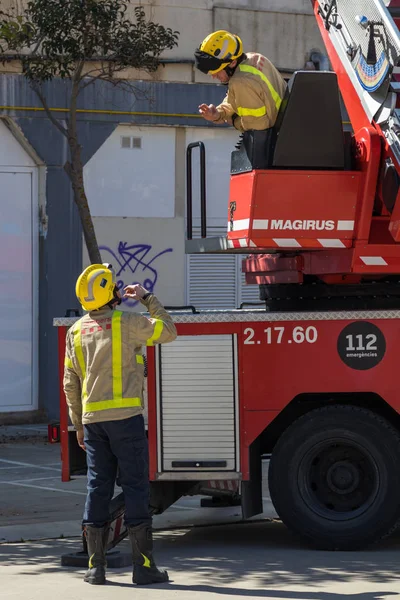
[124,284,148,301]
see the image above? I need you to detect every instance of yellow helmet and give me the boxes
[75,263,117,311]
[195,30,243,75]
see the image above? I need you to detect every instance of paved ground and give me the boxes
[1,430,400,599]
[2,522,400,599]
[0,433,276,542]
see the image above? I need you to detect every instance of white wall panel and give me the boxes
[0,121,36,167]
[84,126,176,218]
[0,120,38,413]
[86,216,185,310]
[0,172,38,411]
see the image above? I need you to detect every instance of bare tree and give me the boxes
[0,0,179,262]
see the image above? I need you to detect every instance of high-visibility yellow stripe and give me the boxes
[64,356,73,369]
[239,64,282,111]
[237,105,267,117]
[146,319,164,346]
[73,323,87,401]
[141,553,151,568]
[112,311,123,400]
[84,397,142,412]
[73,312,144,414]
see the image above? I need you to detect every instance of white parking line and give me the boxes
[0,481,87,495]
[0,459,60,472]
[0,476,60,484]
[1,443,51,450]
[0,466,32,470]
[4,427,46,432]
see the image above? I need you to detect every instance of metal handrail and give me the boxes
[186,141,206,239]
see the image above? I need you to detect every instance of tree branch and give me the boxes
[78,61,125,91]
[78,59,156,93]
[30,35,44,57]
[79,70,111,92]
[73,58,85,85]
[67,59,84,145]
[31,82,68,137]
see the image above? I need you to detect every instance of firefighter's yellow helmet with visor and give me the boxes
[195,30,243,75]
[76,263,118,311]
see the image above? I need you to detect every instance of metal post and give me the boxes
[186,145,193,240]
[58,326,70,482]
[199,142,207,238]
[186,141,207,240]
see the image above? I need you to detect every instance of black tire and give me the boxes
[268,405,400,550]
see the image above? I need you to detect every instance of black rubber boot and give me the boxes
[128,523,169,585]
[83,525,108,585]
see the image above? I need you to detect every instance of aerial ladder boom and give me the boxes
[186,0,400,310]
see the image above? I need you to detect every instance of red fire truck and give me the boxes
[56,0,400,555]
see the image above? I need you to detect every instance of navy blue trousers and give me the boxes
[82,415,151,528]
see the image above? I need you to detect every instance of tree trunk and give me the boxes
[64,144,101,265]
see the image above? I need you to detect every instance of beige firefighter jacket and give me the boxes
[214,52,287,132]
[63,294,177,429]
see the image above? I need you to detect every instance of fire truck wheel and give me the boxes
[268,405,400,550]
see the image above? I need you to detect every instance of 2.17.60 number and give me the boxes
[244,326,318,345]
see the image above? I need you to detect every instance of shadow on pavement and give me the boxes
[156,521,400,599]
[152,585,396,600]
[1,520,400,598]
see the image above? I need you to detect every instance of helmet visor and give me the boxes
[194,49,227,74]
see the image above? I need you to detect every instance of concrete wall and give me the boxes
[83,125,185,312]
[81,123,241,313]
[84,126,177,218]
[128,0,322,73]
[84,217,186,311]
[1,1,324,81]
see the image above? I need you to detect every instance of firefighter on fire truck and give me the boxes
[195,30,287,131]
[63,263,177,586]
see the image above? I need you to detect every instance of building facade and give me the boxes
[0,0,325,420]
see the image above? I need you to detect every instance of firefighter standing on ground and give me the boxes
[63,263,177,586]
[195,30,287,132]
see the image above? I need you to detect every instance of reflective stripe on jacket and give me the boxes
[63,294,177,428]
[215,52,287,131]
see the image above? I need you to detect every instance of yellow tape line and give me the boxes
[0,105,202,118]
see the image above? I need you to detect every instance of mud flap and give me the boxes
[241,439,263,519]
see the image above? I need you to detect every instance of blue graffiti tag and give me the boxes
[99,241,173,307]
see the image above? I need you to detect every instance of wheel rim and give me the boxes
[298,437,380,521]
